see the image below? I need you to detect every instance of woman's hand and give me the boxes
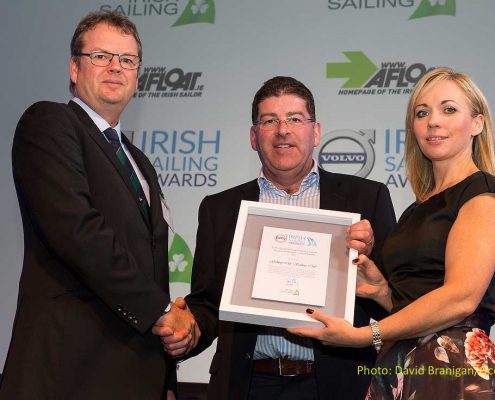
[354,254,392,312]
[287,309,371,348]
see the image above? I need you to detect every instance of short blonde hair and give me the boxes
[405,67,495,201]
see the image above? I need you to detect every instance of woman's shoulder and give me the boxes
[446,171,495,214]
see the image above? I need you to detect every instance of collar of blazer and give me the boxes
[68,100,152,228]
[318,168,348,212]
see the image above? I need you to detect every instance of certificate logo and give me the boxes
[317,129,375,178]
[275,234,288,243]
[306,237,317,247]
[286,234,317,247]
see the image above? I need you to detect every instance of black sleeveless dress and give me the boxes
[366,171,495,400]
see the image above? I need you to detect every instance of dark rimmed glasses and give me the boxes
[74,51,141,70]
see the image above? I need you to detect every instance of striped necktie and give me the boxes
[103,128,150,220]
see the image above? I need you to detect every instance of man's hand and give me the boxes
[152,297,201,358]
[346,219,374,256]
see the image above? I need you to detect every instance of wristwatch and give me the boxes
[370,321,382,352]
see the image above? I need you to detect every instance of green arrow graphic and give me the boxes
[326,51,378,88]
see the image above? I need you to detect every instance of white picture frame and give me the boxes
[219,200,360,329]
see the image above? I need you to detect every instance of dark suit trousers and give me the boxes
[248,372,319,400]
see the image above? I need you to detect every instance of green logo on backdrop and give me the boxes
[326,51,378,88]
[410,0,456,20]
[168,233,193,283]
[326,52,434,96]
[100,0,216,27]
[173,0,215,27]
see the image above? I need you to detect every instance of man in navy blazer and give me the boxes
[0,10,194,400]
[178,76,396,399]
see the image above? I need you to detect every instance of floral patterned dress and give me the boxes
[367,172,495,400]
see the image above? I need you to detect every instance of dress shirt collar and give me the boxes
[72,97,122,142]
[257,160,320,198]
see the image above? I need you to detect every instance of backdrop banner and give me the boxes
[2,0,494,383]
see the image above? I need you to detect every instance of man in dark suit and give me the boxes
[0,11,195,400]
[179,77,396,399]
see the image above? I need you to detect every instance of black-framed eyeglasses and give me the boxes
[254,117,315,131]
[74,51,141,70]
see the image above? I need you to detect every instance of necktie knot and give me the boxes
[103,128,121,149]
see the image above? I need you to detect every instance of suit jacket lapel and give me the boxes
[220,180,259,239]
[240,179,260,202]
[68,101,150,227]
[318,168,348,211]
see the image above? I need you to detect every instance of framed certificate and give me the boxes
[219,200,360,329]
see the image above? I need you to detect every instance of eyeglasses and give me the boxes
[254,117,315,131]
[74,51,141,70]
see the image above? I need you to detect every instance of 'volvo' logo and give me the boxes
[317,129,375,178]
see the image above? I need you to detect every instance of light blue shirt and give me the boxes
[253,161,320,361]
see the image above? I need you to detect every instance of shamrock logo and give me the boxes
[169,253,188,272]
[172,0,215,27]
[191,0,209,15]
[409,0,455,20]
[168,233,193,283]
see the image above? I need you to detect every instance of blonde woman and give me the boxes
[290,67,495,399]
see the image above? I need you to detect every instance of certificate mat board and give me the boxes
[219,201,359,329]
